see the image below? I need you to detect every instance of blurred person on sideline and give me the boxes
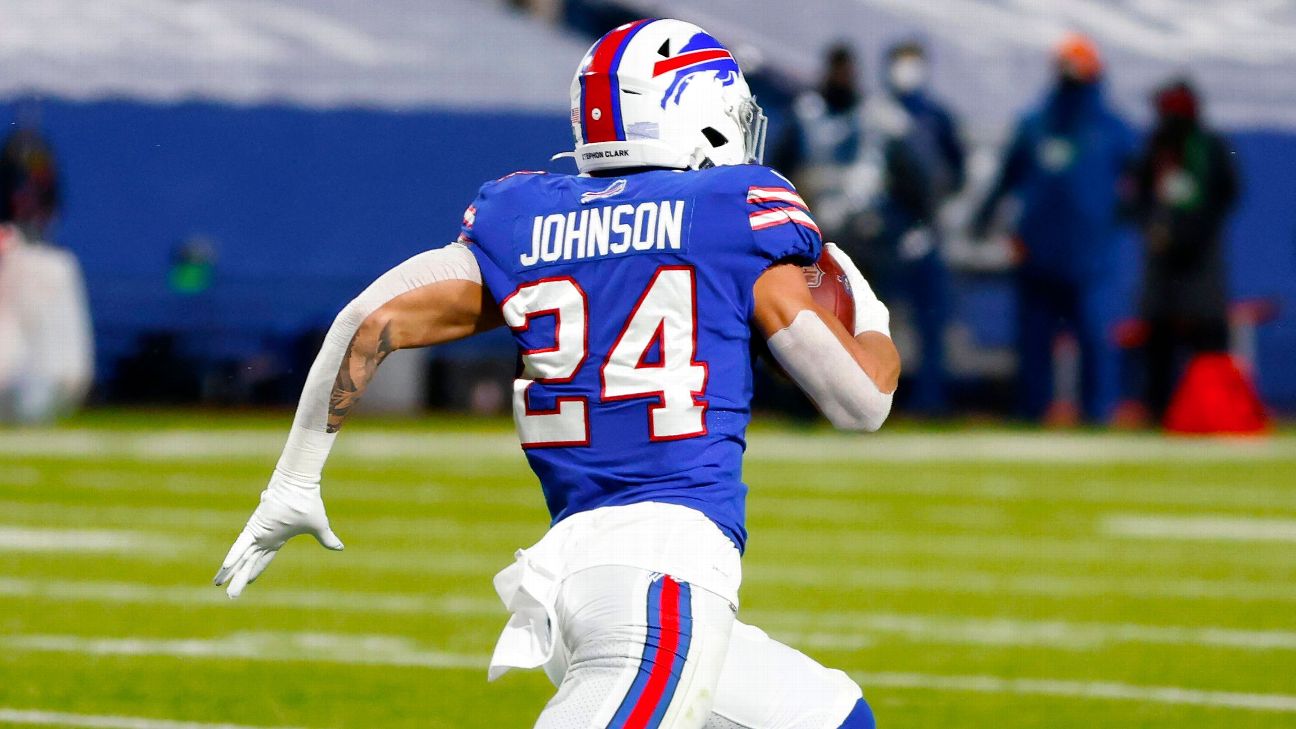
[773,43,933,415]
[0,224,93,423]
[869,38,966,414]
[973,33,1135,424]
[0,103,61,241]
[1132,79,1239,420]
[772,43,932,256]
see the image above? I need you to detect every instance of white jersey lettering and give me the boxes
[519,200,687,267]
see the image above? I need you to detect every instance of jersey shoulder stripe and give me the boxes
[746,185,808,210]
[748,206,821,236]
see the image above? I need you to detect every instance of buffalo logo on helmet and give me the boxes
[657,32,740,109]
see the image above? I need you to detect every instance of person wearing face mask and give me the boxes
[884,41,965,204]
[972,33,1135,424]
[772,43,933,418]
[772,43,933,265]
[864,39,965,415]
[1132,79,1239,422]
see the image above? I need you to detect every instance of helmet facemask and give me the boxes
[736,96,768,165]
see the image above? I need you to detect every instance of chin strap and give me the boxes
[688,147,715,170]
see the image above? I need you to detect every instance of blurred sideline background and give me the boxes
[0,0,1293,426]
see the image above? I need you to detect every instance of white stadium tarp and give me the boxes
[614,0,1296,131]
[0,0,588,112]
[0,0,1293,129]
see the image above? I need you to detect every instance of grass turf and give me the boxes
[1,411,1294,728]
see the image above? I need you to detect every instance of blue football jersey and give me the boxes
[461,165,822,551]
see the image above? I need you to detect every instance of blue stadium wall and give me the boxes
[5,99,1295,409]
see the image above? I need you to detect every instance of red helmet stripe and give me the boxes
[652,48,733,77]
[581,20,649,144]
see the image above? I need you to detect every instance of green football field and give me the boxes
[2,411,1294,728]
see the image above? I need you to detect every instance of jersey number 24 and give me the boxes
[501,266,709,447]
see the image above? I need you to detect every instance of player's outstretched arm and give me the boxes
[753,244,900,431]
[214,242,501,598]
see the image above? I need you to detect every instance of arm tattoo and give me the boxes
[326,321,395,433]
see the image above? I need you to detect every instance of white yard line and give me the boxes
[4,630,1295,713]
[1103,514,1296,542]
[0,526,173,553]
[0,577,501,615]
[755,526,1295,568]
[853,672,1296,713]
[761,612,1296,652]
[3,520,1293,601]
[51,470,539,509]
[767,474,1296,511]
[2,429,1292,463]
[0,709,303,729]
[748,562,1296,602]
[6,577,1296,653]
[748,432,1296,463]
[2,631,488,671]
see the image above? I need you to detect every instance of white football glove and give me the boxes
[213,468,343,598]
[823,242,891,338]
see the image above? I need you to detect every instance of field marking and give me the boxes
[4,519,1294,603]
[1103,514,1296,542]
[3,631,488,671]
[2,429,1292,463]
[3,514,1293,602]
[6,577,1296,653]
[49,470,541,510]
[0,708,302,729]
[0,577,500,615]
[759,612,1296,652]
[764,473,1296,511]
[0,526,171,553]
[753,526,1294,568]
[854,671,1296,713]
[5,630,1296,713]
[0,503,543,542]
[747,561,1296,602]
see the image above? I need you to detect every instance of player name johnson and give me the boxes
[520,200,686,267]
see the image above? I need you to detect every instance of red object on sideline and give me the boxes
[1163,353,1269,434]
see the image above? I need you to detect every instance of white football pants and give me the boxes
[535,565,862,729]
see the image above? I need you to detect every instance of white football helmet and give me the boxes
[568,18,767,174]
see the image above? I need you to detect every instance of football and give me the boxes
[803,249,856,333]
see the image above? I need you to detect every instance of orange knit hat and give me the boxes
[1055,32,1102,82]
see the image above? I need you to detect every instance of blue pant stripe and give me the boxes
[644,580,691,728]
[607,576,664,727]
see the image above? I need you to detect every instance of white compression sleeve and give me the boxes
[276,243,482,479]
[767,310,894,432]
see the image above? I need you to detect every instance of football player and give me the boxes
[215,19,898,729]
